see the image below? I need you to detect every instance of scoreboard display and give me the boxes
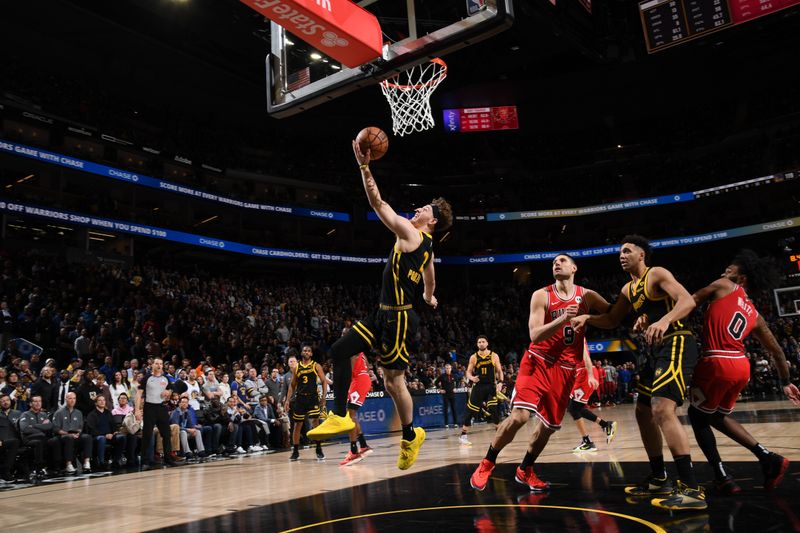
[640,0,800,53]
[442,106,519,133]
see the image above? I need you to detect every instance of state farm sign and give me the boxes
[241,0,382,68]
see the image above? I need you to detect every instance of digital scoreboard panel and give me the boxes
[442,106,519,133]
[640,0,800,53]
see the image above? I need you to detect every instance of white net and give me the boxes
[380,58,448,137]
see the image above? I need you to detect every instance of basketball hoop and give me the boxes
[380,58,448,136]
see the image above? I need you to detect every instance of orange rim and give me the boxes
[381,57,448,91]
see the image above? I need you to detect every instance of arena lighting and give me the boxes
[439,231,451,243]
[193,215,218,227]
[326,228,336,236]
[309,52,323,61]
[88,236,106,242]
[88,231,116,238]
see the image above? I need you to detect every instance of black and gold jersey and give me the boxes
[628,267,689,337]
[295,359,318,396]
[474,351,496,384]
[379,232,434,307]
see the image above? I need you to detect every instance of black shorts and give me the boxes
[348,307,420,370]
[466,383,497,414]
[636,333,698,407]
[291,393,321,422]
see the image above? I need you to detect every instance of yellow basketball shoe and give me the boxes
[397,427,426,470]
[307,413,355,440]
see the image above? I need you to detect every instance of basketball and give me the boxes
[356,127,389,160]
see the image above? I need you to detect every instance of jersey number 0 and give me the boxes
[727,312,747,340]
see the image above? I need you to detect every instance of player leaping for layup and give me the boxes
[308,138,453,471]
[469,254,605,492]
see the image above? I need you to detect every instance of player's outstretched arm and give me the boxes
[422,254,437,309]
[752,315,800,405]
[583,289,612,314]
[646,267,696,344]
[692,278,729,305]
[529,289,577,343]
[572,288,631,331]
[353,140,417,240]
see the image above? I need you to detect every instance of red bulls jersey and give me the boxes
[702,284,758,358]
[527,284,590,367]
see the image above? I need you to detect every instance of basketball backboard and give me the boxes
[265,0,514,117]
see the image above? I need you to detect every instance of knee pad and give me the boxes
[568,399,583,420]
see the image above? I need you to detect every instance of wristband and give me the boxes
[780,377,791,387]
[359,163,369,170]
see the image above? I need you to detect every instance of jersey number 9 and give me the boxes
[563,326,575,345]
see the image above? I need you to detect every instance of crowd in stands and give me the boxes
[0,248,799,483]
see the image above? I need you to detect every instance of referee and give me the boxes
[135,357,184,468]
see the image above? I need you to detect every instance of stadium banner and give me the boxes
[0,198,380,264]
[487,193,695,221]
[0,141,349,222]
[587,339,638,353]
[443,216,799,264]
[484,171,795,222]
[369,171,795,222]
[324,390,468,434]
[0,198,797,266]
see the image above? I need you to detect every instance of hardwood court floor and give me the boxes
[2,400,799,532]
